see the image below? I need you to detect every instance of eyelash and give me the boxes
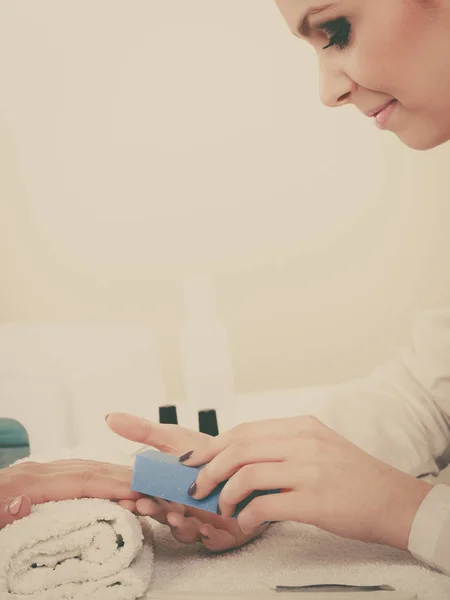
[319,17,351,50]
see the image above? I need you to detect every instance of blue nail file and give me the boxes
[131,448,279,518]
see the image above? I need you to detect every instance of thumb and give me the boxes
[0,495,32,528]
[106,413,210,455]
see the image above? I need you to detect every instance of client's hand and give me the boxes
[106,413,269,552]
[0,459,141,529]
[177,416,434,551]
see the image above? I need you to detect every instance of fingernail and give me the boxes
[179,450,194,462]
[201,534,210,540]
[9,496,23,516]
[187,482,197,496]
[105,414,110,422]
[216,506,221,516]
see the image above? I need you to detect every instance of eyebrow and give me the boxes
[297,3,338,37]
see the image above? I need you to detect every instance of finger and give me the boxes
[135,497,165,520]
[192,437,290,499]
[0,495,32,528]
[238,491,301,533]
[35,461,135,487]
[135,497,186,524]
[118,499,137,513]
[46,460,133,471]
[106,413,210,455]
[166,513,202,544]
[219,462,296,518]
[33,462,135,487]
[199,522,267,552]
[198,523,238,552]
[31,470,141,505]
[181,416,326,467]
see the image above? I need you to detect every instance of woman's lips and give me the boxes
[365,100,398,130]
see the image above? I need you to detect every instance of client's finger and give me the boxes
[166,512,202,544]
[135,497,163,519]
[198,523,237,552]
[0,495,32,528]
[118,499,137,513]
[31,471,140,505]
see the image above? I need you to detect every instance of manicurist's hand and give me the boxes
[177,416,433,550]
[107,413,269,552]
[0,459,141,528]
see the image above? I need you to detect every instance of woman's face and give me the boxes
[275,0,450,150]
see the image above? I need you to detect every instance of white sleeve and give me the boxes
[302,308,450,573]
[306,309,450,477]
[408,484,450,575]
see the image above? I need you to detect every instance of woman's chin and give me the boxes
[396,129,450,152]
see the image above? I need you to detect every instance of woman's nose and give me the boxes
[318,60,355,108]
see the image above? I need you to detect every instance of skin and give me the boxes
[180,417,432,551]
[275,0,450,150]
[0,460,141,528]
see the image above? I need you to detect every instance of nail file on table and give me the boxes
[131,448,279,517]
[145,591,417,599]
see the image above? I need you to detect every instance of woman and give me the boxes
[2,0,450,576]
[111,0,450,574]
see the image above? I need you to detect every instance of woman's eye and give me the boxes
[319,17,351,50]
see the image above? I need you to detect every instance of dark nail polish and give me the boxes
[179,450,194,462]
[216,506,221,516]
[188,482,197,496]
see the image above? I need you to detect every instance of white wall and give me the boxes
[0,1,450,400]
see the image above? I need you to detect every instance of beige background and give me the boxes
[0,0,450,404]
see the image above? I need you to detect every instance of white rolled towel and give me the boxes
[0,498,153,600]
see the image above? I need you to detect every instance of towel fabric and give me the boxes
[148,521,450,600]
[0,498,153,600]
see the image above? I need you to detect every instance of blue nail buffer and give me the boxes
[131,448,279,518]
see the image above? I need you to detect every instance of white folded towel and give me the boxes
[148,521,450,600]
[0,498,153,600]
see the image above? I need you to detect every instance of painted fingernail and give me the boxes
[9,496,23,516]
[179,450,194,462]
[187,482,197,496]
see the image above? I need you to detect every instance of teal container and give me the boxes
[0,419,29,447]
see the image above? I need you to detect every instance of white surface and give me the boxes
[146,520,450,600]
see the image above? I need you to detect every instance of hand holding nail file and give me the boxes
[131,448,279,517]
